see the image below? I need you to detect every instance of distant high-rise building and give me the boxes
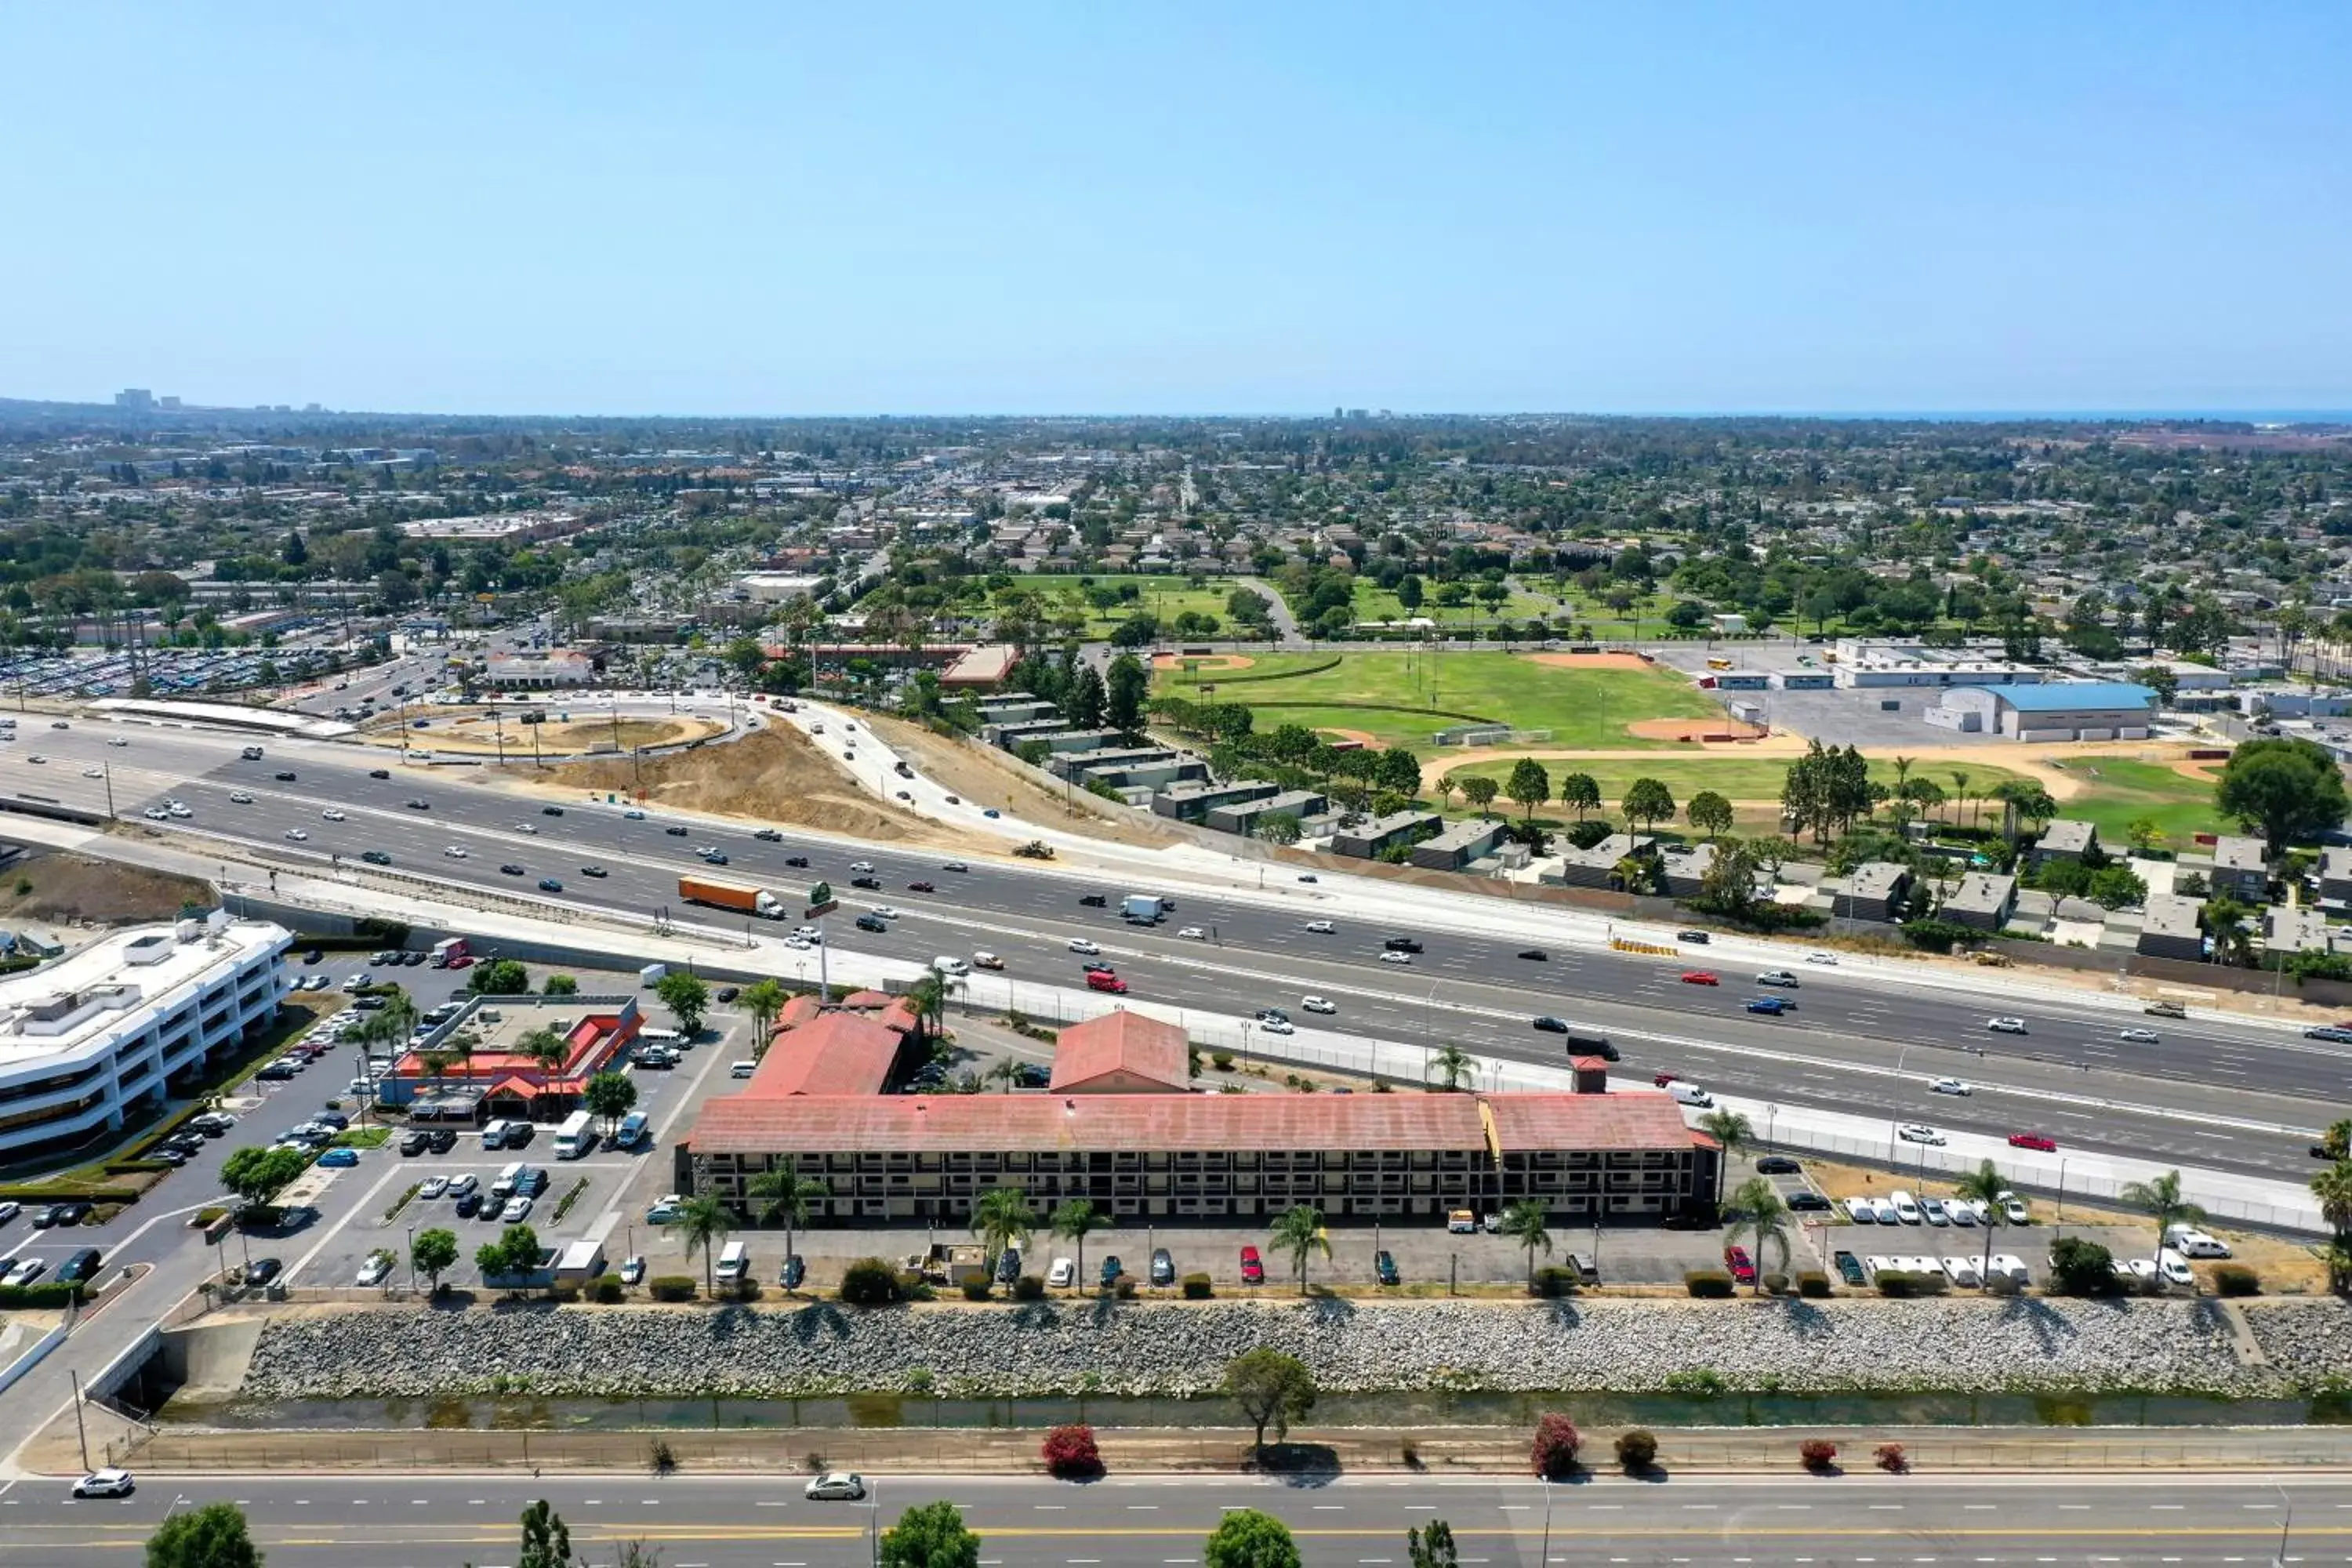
[115,387,154,410]
[158,395,181,410]
[1334,405,1345,419]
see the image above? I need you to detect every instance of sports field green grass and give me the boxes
[1350,580,1560,625]
[2044,759,2225,849]
[1004,575,1243,635]
[1152,648,1719,749]
[1439,755,2034,811]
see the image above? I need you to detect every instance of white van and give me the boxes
[491,1160,527,1200]
[1889,1190,1923,1225]
[481,1119,514,1149]
[1668,1082,1712,1108]
[638,1026,684,1050]
[729,1060,757,1079]
[1984,1253,2031,1286]
[714,1240,749,1285]
[933,956,970,977]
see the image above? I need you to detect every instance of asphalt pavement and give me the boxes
[1,1472,2338,1566]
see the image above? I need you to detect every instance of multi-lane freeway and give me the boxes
[0,718,2339,1184]
[0,1472,2334,1566]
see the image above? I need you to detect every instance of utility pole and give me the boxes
[101,762,114,820]
[71,1368,89,1472]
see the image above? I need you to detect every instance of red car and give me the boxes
[2008,1132,2059,1152]
[1653,1072,1677,1088]
[1680,971,1719,985]
[1240,1245,1265,1286]
[907,880,935,892]
[1723,1245,1757,1284]
[1085,971,1128,994]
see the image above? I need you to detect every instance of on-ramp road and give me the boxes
[0,1471,2332,1565]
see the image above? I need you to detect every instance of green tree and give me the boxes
[1406,1519,1459,1568]
[2323,1117,2352,1160]
[970,1185,1033,1274]
[1425,1042,1476,1092]
[1105,652,1149,731]
[583,1069,638,1136]
[2312,1161,2352,1290]
[542,973,579,995]
[1498,1197,1552,1294]
[1559,771,1601,821]
[905,971,948,1036]
[1051,1198,1102,1288]
[1269,1203,1330,1294]
[145,1501,263,1568]
[878,1500,982,1568]
[1254,812,1301,847]
[1621,776,1675,833]
[1695,1108,1753,1206]
[1222,1348,1319,1460]
[675,1194,739,1298]
[1504,758,1551,822]
[2216,737,2350,851]
[517,1499,572,1568]
[741,978,787,1044]
[745,1165,826,1280]
[1722,1176,1794,1294]
[410,1227,459,1293]
[220,1145,310,1212]
[1952,1159,2011,1283]
[474,1224,545,1290]
[1686,789,1734,839]
[655,970,711,1035]
[1461,776,1501,818]
[517,1026,569,1077]
[467,957,530,995]
[2124,817,2166,855]
[2119,1169,2205,1281]
[1205,1509,1301,1568]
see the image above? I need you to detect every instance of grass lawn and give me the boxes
[1154,649,1720,750]
[1439,755,2034,813]
[1350,580,1559,626]
[1003,574,1242,637]
[2053,759,2226,849]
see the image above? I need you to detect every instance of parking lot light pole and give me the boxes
[407,1223,416,1294]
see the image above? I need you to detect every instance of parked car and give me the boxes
[1149,1247,1175,1287]
[1374,1250,1400,1286]
[1755,1156,1801,1175]
[1047,1257,1076,1288]
[1099,1255,1123,1288]
[1240,1245,1265,1285]
[1723,1245,1757,1284]
[317,1147,359,1168]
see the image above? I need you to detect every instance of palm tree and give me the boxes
[1051,1199,1101,1291]
[746,1166,828,1286]
[1269,1203,1330,1295]
[1722,1176,1794,1295]
[1498,1198,1552,1294]
[1947,767,1973,829]
[675,1194,739,1300]
[1425,1044,1476,1093]
[2321,1117,2352,1162]
[970,1185,1033,1275]
[741,978,786,1045]
[1435,769,1461,809]
[518,1026,569,1077]
[2311,1162,2352,1291]
[1952,1159,2010,1285]
[1696,1108,1755,1207]
[2118,1169,2205,1281]
[906,972,948,1039]
[984,1058,1025,1094]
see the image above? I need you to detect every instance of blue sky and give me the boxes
[3,4,2348,416]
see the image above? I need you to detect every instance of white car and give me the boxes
[793,926,822,942]
[2156,1249,2197,1287]
[3,1259,46,1288]
[166,800,191,818]
[804,1472,867,1501]
[850,860,875,873]
[514,822,539,834]
[444,846,468,858]
[1996,1190,2031,1225]
[784,936,811,951]
[1047,1257,1076,1287]
[1258,1018,1295,1036]
[322,808,346,821]
[1305,920,1336,934]
[500,1196,534,1223]
[107,737,128,748]
[1843,1196,1877,1225]
[1755,971,1799,988]
[1301,996,1338,1015]
[229,791,254,803]
[1929,1077,1972,1096]
[1986,1016,2028,1034]
[143,807,169,821]
[2119,1027,2160,1044]
[285,828,309,841]
[1940,1255,1982,1287]
[1178,926,1207,940]
[2168,1225,2231,1258]
[417,1176,449,1200]
[1805,950,1838,966]
[71,1468,134,1498]
[357,1254,393,1287]
[1897,1123,1945,1145]
[619,1254,647,1285]
[1379,951,1414,966]
[81,764,102,778]
[1946,1202,1978,1228]
[1067,938,1101,955]
[869,906,900,920]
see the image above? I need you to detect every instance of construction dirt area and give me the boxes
[1517,651,1657,671]
[357,707,728,757]
[863,715,1186,851]
[531,727,948,846]
[0,848,215,925]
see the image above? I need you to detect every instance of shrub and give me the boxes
[1532,1265,1577,1298]
[1181,1272,1214,1299]
[960,1279,993,1302]
[1876,1269,1946,1298]
[1113,1275,1138,1300]
[1795,1270,1832,1298]
[649,1437,677,1475]
[1800,1438,1838,1472]
[840,1257,900,1307]
[550,1283,582,1304]
[1614,1428,1659,1473]
[1684,1269,1734,1298]
[2048,1236,2118,1296]
[1530,1413,1581,1479]
[589,1274,625,1304]
[646,1275,697,1303]
[1874,1442,1908,1474]
[2214,1264,2261,1297]
[1011,1274,1046,1301]
[1210,1051,1234,1071]
[1042,1423,1104,1479]
[1761,1271,1788,1296]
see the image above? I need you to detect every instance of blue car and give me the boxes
[1744,997,1792,1016]
[315,1146,360,1167]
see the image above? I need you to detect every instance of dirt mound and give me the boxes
[1625,717,1768,741]
[862,716,1181,850]
[1318,728,1387,750]
[543,728,927,841]
[1517,652,1653,671]
[1152,652,1257,672]
[0,850,214,925]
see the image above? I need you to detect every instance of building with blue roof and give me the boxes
[1924,681,2158,742]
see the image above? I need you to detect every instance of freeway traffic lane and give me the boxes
[0,1472,2338,1566]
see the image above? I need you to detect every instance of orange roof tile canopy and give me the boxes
[1047,1008,1189,1094]
[743,1012,906,1098]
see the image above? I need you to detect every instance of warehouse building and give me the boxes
[1923,682,2157,742]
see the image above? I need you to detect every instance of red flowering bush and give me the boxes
[1042,1423,1103,1479]
[1530,1413,1581,1479]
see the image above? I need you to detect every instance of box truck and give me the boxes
[677,877,786,919]
[1120,892,1167,924]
